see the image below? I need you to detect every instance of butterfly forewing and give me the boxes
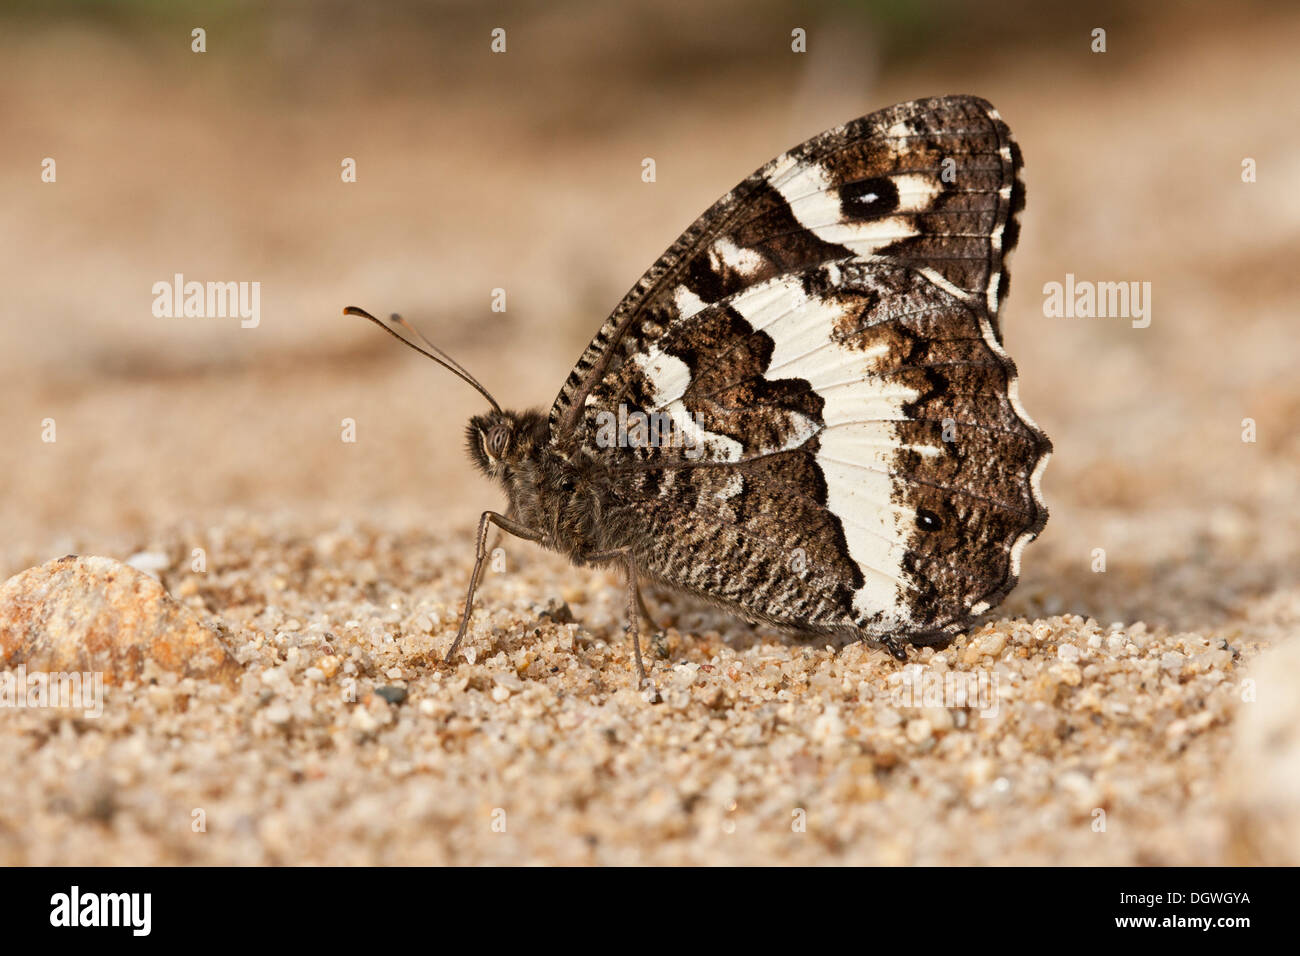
[550,95,1023,439]
[547,95,1048,644]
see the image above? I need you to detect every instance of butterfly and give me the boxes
[345,95,1050,689]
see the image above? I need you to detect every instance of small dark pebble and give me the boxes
[538,599,574,624]
[375,685,408,705]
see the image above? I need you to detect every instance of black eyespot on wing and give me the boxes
[839,177,899,221]
[916,508,944,533]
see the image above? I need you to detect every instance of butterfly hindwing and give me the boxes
[578,261,1045,635]
[548,95,1048,642]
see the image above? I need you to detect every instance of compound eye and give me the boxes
[485,424,510,458]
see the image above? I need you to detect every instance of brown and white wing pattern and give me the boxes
[550,96,1050,642]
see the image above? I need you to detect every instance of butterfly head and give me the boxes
[466,408,547,481]
[344,304,547,482]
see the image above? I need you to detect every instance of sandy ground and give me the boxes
[2,5,1299,864]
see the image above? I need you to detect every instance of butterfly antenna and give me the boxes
[343,306,502,413]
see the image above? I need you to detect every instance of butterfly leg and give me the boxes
[444,511,543,665]
[471,504,515,593]
[635,581,666,631]
[585,548,653,692]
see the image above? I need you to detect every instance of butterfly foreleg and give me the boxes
[444,510,544,665]
[471,503,516,593]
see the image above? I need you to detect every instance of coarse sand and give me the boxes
[1,512,1297,865]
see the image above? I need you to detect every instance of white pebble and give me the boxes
[906,718,932,743]
[492,672,523,692]
[125,551,170,580]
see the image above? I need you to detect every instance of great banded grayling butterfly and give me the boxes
[346,95,1050,689]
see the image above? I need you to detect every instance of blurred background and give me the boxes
[3,0,1298,642]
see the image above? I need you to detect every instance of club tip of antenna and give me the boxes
[343,305,375,320]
